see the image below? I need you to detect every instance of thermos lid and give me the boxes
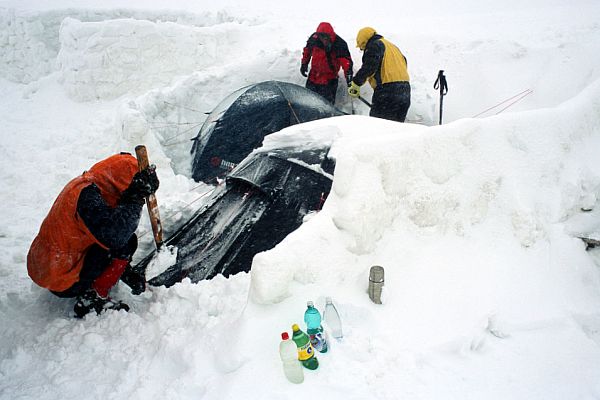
[369,265,385,283]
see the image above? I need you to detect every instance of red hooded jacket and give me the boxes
[301,22,353,85]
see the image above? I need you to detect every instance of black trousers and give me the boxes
[52,235,137,298]
[306,78,339,105]
[371,81,411,122]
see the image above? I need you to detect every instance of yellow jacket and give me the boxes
[354,27,409,89]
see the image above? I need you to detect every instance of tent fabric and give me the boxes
[141,143,334,287]
[191,80,343,183]
[228,145,334,196]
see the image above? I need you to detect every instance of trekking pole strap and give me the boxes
[434,70,448,125]
[434,70,448,96]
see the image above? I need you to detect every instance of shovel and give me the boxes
[135,145,163,250]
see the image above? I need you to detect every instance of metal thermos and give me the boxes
[368,265,384,304]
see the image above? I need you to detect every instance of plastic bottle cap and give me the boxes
[281,332,289,340]
[326,297,332,303]
[292,324,300,331]
[307,301,314,307]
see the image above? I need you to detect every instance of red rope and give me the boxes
[472,89,533,118]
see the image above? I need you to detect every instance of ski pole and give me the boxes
[135,145,164,250]
[433,70,448,125]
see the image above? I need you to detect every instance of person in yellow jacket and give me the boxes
[348,27,411,122]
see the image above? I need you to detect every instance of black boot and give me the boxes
[73,289,129,318]
[120,264,146,295]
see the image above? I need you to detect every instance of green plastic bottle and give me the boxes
[291,323,319,370]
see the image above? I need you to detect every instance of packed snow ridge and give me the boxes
[0,8,257,96]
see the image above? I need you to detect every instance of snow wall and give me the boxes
[0,8,239,87]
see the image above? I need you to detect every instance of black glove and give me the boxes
[120,166,159,205]
[120,263,146,295]
[300,64,308,77]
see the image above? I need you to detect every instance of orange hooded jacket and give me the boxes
[27,153,139,292]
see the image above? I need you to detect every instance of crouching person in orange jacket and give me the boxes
[27,152,159,318]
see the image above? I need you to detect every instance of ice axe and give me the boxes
[433,70,448,125]
[358,96,372,108]
[135,145,163,250]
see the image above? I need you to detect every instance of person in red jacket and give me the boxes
[301,22,353,105]
[27,152,159,318]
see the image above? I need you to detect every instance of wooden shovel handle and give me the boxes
[135,145,163,250]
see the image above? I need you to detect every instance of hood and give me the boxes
[316,22,335,42]
[356,26,376,50]
[87,153,138,207]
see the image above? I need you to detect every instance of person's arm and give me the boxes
[300,36,315,77]
[335,38,353,83]
[77,183,142,250]
[301,43,312,66]
[339,57,353,77]
[352,40,384,86]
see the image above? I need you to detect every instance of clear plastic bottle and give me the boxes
[304,301,328,353]
[291,324,319,370]
[279,332,304,383]
[323,297,343,339]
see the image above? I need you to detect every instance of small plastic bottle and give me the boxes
[291,324,319,370]
[304,301,328,353]
[279,332,304,383]
[323,297,343,339]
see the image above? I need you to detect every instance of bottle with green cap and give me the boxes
[291,323,319,370]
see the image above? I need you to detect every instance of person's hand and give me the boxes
[120,263,146,295]
[348,81,360,98]
[121,166,159,204]
[300,64,308,77]
[132,166,159,196]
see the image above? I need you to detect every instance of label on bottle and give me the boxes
[296,341,314,361]
[309,330,328,352]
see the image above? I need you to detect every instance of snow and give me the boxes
[1,1,600,399]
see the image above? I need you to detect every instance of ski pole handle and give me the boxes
[434,70,448,96]
[135,145,163,250]
[434,70,448,125]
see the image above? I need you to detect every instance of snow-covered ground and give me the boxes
[1,1,600,399]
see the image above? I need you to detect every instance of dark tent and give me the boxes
[190,80,343,183]
[139,141,335,288]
